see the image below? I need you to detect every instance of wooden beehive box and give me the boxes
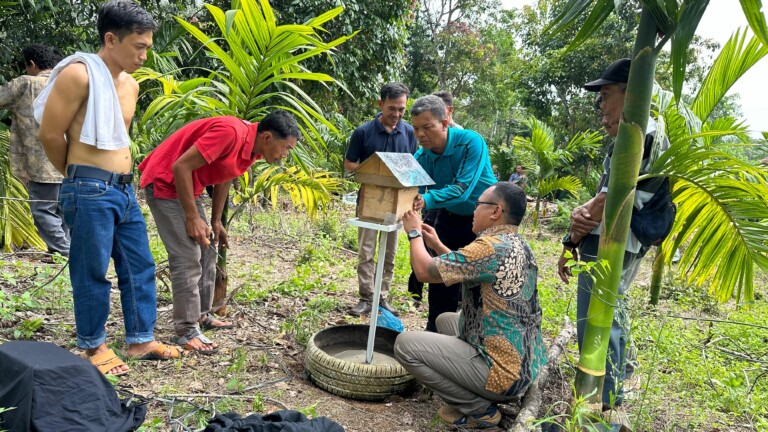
[354,152,435,223]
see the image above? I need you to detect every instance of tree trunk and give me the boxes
[211,200,230,316]
[649,247,665,306]
[574,7,658,409]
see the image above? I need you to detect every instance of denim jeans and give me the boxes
[60,173,157,349]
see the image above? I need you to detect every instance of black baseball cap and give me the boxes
[583,58,631,92]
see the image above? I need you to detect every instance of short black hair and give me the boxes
[490,182,527,225]
[97,0,157,46]
[432,91,454,107]
[380,82,409,101]
[22,44,62,70]
[257,110,301,140]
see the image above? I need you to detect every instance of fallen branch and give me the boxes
[211,283,243,313]
[508,316,576,432]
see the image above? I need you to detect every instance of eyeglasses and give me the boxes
[475,201,504,212]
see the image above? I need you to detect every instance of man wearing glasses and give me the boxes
[396,182,545,428]
[410,94,497,332]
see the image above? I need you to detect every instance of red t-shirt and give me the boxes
[138,116,261,199]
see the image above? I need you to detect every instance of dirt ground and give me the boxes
[0,208,577,432]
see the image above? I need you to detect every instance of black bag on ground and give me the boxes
[630,177,676,248]
[0,341,147,432]
[204,410,345,432]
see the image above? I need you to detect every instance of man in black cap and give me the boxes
[556,58,668,410]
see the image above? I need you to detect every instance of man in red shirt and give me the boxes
[139,111,299,353]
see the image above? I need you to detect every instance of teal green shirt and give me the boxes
[414,128,497,215]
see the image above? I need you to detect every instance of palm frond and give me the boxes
[651,141,768,303]
[739,0,768,47]
[233,161,345,217]
[0,129,46,251]
[691,28,768,123]
[537,175,583,198]
[669,0,709,101]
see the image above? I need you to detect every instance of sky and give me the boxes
[500,0,768,135]
[698,1,768,135]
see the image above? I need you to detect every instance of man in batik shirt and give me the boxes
[395,181,546,429]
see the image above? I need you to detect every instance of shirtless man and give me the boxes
[37,0,180,376]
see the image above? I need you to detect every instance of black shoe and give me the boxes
[379,299,400,316]
[453,404,501,428]
[349,300,372,316]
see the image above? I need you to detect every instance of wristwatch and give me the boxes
[562,233,579,248]
[407,229,422,240]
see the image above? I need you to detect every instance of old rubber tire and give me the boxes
[305,324,416,401]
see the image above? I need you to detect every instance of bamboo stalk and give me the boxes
[574,6,659,407]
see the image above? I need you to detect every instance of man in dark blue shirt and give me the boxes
[345,82,418,317]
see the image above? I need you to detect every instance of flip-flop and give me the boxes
[171,328,219,355]
[131,342,183,361]
[85,348,130,376]
[199,313,234,331]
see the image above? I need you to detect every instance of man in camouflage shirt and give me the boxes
[0,44,69,255]
[396,182,546,429]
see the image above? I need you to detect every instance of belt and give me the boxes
[67,164,134,185]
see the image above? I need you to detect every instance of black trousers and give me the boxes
[410,209,476,332]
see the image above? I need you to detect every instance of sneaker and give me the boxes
[454,404,501,428]
[437,405,463,423]
[379,299,400,316]
[349,300,372,316]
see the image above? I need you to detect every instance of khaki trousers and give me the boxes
[394,312,513,415]
[146,184,216,337]
[356,227,398,301]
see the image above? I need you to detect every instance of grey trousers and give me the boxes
[145,185,216,337]
[394,312,512,416]
[576,241,642,406]
[28,181,70,255]
[357,227,398,301]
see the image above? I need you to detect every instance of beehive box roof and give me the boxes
[354,152,435,188]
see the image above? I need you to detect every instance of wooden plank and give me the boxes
[354,172,404,189]
[357,184,419,222]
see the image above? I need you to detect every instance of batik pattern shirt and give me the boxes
[0,72,62,183]
[434,224,547,396]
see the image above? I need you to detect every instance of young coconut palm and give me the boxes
[512,117,601,233]
[0,129,46,252]
[134,0,353,312]
[648,28,768,305]
[548,0,768,416]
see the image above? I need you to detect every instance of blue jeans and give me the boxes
[60,171,157,349]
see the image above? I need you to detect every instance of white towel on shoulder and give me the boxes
[34,52,131,150]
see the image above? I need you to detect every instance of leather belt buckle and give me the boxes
[118,173,134,184]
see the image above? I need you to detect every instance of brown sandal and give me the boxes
[199,313,234,331]
[131,342,183,361]
[86,348,130,376]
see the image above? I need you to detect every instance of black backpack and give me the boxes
[630,177,676,248]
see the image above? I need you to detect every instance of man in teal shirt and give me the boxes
[411,94,497,331]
